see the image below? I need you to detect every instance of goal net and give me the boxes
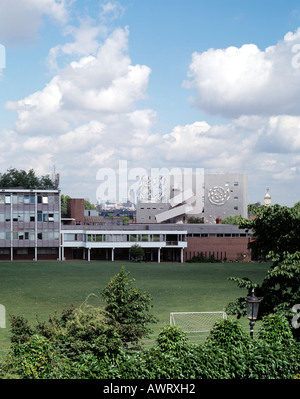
[170,311,227,333]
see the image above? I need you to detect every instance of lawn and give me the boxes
[0,260,270,355]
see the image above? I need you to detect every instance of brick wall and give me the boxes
[184,237,251,261]
[67,198,85,225]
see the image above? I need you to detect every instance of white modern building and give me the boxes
[61,224,187,263]
[136,173,248,224]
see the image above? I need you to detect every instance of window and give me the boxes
[43,213,48,222]
[0,195,4,204]
[38,248,57,254]
[37,211,42,222]
[48,213,54,222]
[65,233,77,241]
[0,249,9,254]
[0,232,5,239]
[234,182,238,186]
[24,195,30,204]
[234,206,238,210]
[5,195,10,204]
[17,249,28,255]
[37,232,43,240]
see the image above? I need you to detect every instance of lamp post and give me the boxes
[245,288,260,338]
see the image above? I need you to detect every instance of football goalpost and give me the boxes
[170,311,227,333]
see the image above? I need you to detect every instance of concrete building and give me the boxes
[136,172,248,224]
[203,173,248,223]
[0,188,61,261]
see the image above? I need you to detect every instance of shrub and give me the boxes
[207,318,251,352]
[257,313,295,345]
[156,325,188,354]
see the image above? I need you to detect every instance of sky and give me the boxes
[1,0,300,206]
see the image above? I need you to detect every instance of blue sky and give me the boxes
[1,0,300,207]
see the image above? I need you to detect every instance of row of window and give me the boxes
[0,230,59,240]
[187,233,248,237]
[0,193,59,205]
[63,233,185,243]
[0,248,58,255]
[0,211,60,223]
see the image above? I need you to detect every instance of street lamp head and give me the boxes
[245,288,260,321]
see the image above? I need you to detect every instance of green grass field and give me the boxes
[0,260,270,354]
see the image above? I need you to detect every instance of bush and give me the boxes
[156,325,188,354]
[257,313,295,345]
[186,252,221,263]
[0,335,72,379]
[207,318,251,351]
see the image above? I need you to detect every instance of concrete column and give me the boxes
[158,247,161,263]
[88,248,91,262]
[112,248,114,262]
[180,248,184,263]
[61,246,65,261]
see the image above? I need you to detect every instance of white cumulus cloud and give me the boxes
[184,28,300,118]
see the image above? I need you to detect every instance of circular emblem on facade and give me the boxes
[208,186,230,206]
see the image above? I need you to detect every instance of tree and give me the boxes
[238,204,300,261]
[101,267,157,348]
[221,215,242,225]
[226,251,300,340]
[0,167,55,189]
[129,244,145,261]
[84,199,97,210]
[60,194,71,215]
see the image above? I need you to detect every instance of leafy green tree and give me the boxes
[221,215,242,225]
[226,251,300,340]
[0,167,55,189]
[84,199,97,210]
[60,194,71,215]
[101,267,157,348]
[129,244,145,261]
[239,204,300,261]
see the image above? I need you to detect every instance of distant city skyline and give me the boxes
[1,1,300,206]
